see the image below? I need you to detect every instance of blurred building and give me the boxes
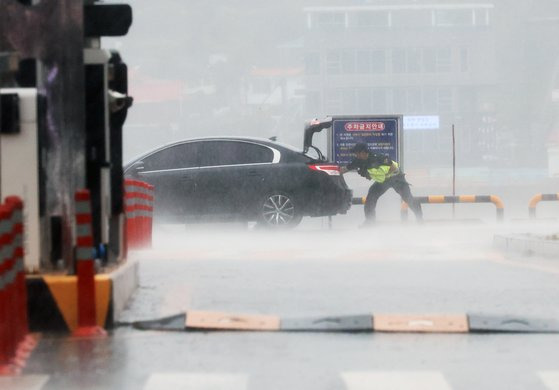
[301,0,559,169]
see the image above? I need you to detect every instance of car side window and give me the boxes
[144,142,199,170]
[198,141,274,167]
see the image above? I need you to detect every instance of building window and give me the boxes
[460,48,469,72]
[357,88,372,113]
[372,89,387,113]
[425,48,452,72]
[423,88,438,112]
[392,48,407,73]
[314,12,345,31]
[356,50,371,74]
[391,10,432,28]
[342,89,357,113]
[474,9,490,26]
[305,53,320,75]
[434,9,474,27]
[407,48,422,73]
[437,88,452,112]
[436,48,452,72]
[392,88,423,113]
[407,88,422,112]
[325,89,342,113]
[326,51,342,75]
[341,50,356,74]
[352,11,389,29]
[371,49,386,73]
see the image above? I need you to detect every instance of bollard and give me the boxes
[0,205,16,364]
[124,179,154,250]
[73,190,106,337]
[0,205,9,366]
[528,193,559,219]
[5,197,27,343]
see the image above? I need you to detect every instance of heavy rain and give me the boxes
[1,0,559,389]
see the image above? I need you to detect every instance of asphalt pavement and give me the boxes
[5,219,559,390]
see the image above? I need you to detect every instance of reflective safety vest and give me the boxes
[367,161,400,183]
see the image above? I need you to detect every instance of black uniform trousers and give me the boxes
[364,174,423,221]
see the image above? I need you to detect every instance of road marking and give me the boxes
[143,373,248,390]
[539,371,559,390]
[341,371,452,390]
[0,375,49,390]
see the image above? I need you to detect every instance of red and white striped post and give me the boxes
[5,196,33,353]
[73,190,106,337]
[0,205,11,368]
[124,179,154,250]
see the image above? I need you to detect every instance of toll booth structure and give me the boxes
[0,1,137,332]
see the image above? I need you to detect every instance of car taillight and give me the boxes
[308,164,340,176]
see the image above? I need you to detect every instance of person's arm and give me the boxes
[340,159,358,175]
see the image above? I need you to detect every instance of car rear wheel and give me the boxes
[258,192,302,229]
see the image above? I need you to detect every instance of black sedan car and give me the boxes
[124,137,352,228]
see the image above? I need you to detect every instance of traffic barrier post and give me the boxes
[124,179,154,250]
[351,194,505,222]
[0,197,34,374]
[528,193,559,219]
[73,190,106,337]
[0,205,10,367]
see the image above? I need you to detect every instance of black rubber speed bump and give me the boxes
[468,314,559,333]
[281,315,373,332]
[128,311,559,334]
[133,313,187,331]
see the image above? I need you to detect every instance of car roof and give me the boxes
[124,136,303,167]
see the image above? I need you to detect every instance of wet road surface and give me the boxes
[5,221,559,389]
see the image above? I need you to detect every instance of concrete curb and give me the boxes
[494,234,559,258]
[109,259,139,325]
[25,259,139,332]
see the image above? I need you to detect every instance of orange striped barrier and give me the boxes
[528,193,559,219]
[352,195,504,222]
[124,179,154,250]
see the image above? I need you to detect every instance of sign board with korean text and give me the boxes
[329,115,403,169]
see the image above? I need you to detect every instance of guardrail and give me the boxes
[124,179,154,250]
[352,194,505,222]
[528,193,559,219]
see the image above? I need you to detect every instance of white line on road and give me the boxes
[539,371,559,390]
[341,371,452,390]
[143,373,248,390]
[0,375,50,390]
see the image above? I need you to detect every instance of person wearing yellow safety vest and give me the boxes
[340,143,423,227]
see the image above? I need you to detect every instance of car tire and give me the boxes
[257,192,302,229]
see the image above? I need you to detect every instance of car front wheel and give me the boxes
[257,192,302,229]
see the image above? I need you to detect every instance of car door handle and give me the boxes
[247,170,260,176]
